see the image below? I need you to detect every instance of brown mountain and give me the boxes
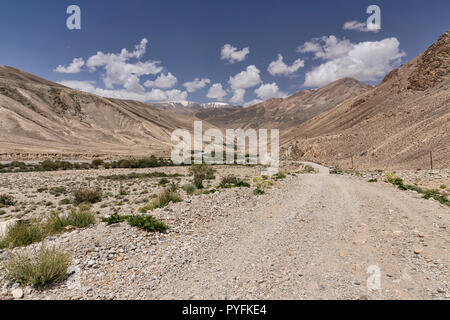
[195,78,371,130]
[0,66,202,160]
[282,30,450,170]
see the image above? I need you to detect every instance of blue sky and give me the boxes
[0,0,449,105]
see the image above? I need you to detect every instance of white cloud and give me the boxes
[58,80,187,102]
[297,36,353,60]
[268,54,304,76]
[54,58,85,74]
[228,65,262,105]
[254,83,287,100]
[228,65,261,90]
[164,89,188,101]
[343,20,379,33]
[230,88,246,105]
[183,78,211,92]
[298,36,405,87]
[221,44,250,64]
[144,72,178,89]
[206,83,227,101]
[56,39,189,102]
[85,38,163,92]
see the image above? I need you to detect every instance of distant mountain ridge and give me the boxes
[282,30,450,169]
[195,77,372,130]
[148,101,239,115]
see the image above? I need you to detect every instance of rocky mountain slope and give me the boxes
[0,67,202,160]
[282,30,450,170]
[195,78,371,130]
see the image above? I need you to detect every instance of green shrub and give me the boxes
[368,178,378,183]
[72,188,102,205]
[218,175,250,188]
[2,246,70,288]
[423,190,450,206]
[127,215,168,232]
[91,159,104,167]
[159,178,169,185]
[142,189,182,212]
[189,164,216,189]
[102,213,130,225]
[189,164,216,179]
[440,184,447,190]
[59,198,71,205]
[49,187,67,196]
[46,206,95,233]
[0,220,47,249]
[0,194,16,206]
[182,184,197,195]
[273,172,287,180]
[253,188,265,195]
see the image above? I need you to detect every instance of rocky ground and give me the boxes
[0,162,448,300]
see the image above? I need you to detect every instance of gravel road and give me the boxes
[1,163,448,300]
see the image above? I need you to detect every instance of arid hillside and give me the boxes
[195,78,371,130]
[282,30,450,170]
[0,67,202,160]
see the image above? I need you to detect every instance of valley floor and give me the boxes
[0,163,449,300]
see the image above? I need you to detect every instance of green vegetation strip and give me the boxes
[385,172,449,206]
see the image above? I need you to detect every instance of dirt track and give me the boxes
[147,163,448,299]
[2,163,449,300]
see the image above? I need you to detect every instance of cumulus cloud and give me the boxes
[254,83,287,100]
[54,58,85,74]
[298,36,405,87]
[58,80,187,102]
[227,65,262,105]
[144,72,178,89]
[55,39,189,102]
[183,78,211,92]
[221,44,250,64]
[230,88,246,105]
[228,65,261,90]
[206,83,227,101]
[268,54,304,76]
[343,20,379,33]
[84,38,163,93]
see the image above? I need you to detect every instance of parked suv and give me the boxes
[329,166,338,174]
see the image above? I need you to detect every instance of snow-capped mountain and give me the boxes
[148,101,240,115]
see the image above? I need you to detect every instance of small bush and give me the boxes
[91,159,104,167]
[368,178,378,183]
[59,198,71,205]
[0,194,16,207]
[49,187,67,196]
[72,188,102,205]
[159,178,169,185]
[46,206,95,233]
[142,189,182,211]
[102,213,130,225]
[182,184,197,195]
[440,184,447,190]
[189,164,216,180]
[253,188,265,195]
[2,246,70,289]
[423,190,450,206]
[218,175,250,188]
[127,215,168,232]
[193,174,205,189]
[273,172,287,180]
[0,221,47,249]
